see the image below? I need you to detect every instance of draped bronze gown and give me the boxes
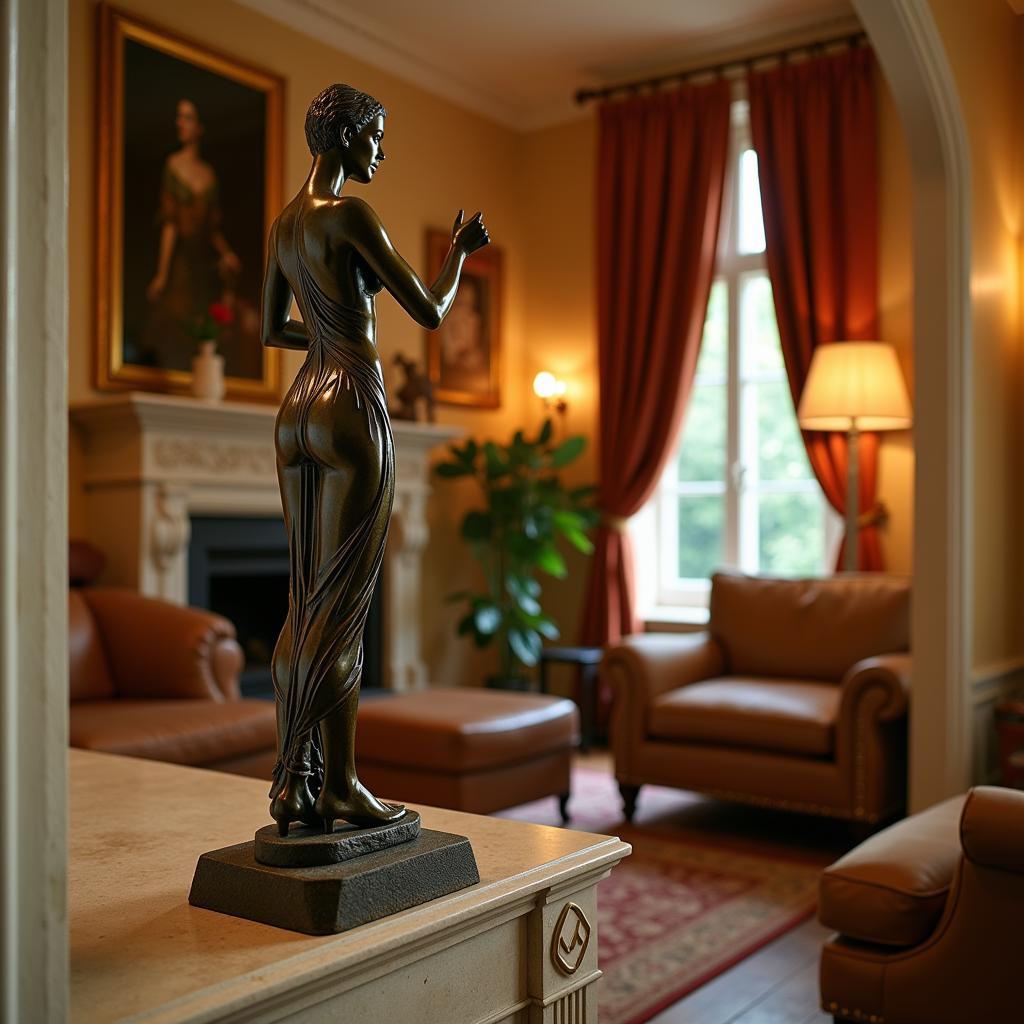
[269,234,392,800]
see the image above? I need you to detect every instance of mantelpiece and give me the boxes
[70,392,460,690]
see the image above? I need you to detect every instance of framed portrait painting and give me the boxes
[96,5,284,402]
[425,229,502,409]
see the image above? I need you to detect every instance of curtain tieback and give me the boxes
[602,514,630,533]
[859,501,889,530]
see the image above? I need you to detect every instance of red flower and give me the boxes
[209,302,234,326]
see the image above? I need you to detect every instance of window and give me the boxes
[633,100,839,616]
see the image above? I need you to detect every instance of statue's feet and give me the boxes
[270,772,322,837]
[315,779,405,832]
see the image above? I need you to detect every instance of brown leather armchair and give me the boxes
[819,786,1024,1023]
[603,572,910,823]
[70,586,277,777]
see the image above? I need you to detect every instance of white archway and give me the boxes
[853,0,972,810]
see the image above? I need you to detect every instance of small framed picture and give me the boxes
[425,229,502,409]
[95,4,284,401]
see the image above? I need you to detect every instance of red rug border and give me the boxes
[614,903,818,1024]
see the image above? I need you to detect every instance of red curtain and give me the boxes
[748,48,883,570]
[581,80,731,672]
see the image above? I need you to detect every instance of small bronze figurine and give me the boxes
[261,84,489,836]
[391,352,435,422]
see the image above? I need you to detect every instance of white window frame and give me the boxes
[632,98,840,620]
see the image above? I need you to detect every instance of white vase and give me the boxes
[191,339,225,401]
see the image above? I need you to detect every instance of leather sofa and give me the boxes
[819,786,1024,1023]
[70,585,277,777]
[602,572,911,823]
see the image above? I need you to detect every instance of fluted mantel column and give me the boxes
[70,393,460,690]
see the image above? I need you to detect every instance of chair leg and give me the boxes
[619,783,640,823]
[558,792,570,825]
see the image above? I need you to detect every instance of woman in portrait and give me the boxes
[142,97,241,370]
[262,83,489,835]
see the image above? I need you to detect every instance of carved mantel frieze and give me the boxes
[71,393,460,689]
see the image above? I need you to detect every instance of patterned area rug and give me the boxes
[499,767,825,1024]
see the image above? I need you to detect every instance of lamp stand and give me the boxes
[844,421,860,572]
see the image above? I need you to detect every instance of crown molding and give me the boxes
[236,0,861,133]
[235,0,525,128]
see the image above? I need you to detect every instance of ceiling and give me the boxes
[239,0,858,130]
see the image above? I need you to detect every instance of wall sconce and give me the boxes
[533,371,568,416]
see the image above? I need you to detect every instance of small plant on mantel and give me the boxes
[435,419,598,689]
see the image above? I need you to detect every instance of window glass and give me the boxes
[677,382,726,482]
[740,274,783,374]
[754,379,813,482]
[758,492,826,575]
[737,149,766,254]
[678,495,725,579]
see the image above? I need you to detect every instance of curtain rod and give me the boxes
[574,30,868,105]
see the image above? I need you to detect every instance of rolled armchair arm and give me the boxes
[603,632,724,772]
[960,785,1024,874]
[81,588,244,701]
[838,653,911,724]
[836,653,911,820]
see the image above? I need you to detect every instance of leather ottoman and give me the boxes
[356,688,579,821]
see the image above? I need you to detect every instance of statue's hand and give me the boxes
[452,209,490,256]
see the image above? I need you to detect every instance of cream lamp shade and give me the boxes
[797,342,912,432]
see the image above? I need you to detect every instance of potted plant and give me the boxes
[435,419,598,688]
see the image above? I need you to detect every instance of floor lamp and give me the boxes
[797,342,912,572]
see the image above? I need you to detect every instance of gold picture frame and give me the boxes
[96,4,284,402]
[425,229,502,409]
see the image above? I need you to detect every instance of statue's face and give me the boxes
[344,114,386,184]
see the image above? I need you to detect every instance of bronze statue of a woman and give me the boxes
[261,84,489,836]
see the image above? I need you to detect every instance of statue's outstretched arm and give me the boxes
[340,199,488,330]
[261,225,309,350]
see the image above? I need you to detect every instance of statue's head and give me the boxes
[305,83,387,184]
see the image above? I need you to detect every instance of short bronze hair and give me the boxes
[304,83,386,156]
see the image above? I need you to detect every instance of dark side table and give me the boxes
[538,645,603,752]
[995,695,1024,789]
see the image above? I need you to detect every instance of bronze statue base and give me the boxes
[188,827,479,935]
[255,809,421,868]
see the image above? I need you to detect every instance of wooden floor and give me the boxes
[650,917,833,1024]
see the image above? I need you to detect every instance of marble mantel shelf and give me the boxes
[70,392,462,690]
[70,751,631,1024]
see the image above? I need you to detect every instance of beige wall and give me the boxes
[68,0,529,686]
[927,0,1023,672]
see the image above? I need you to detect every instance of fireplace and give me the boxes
[70,393,459,691]
[187,515,382,698]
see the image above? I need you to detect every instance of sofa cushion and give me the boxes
[69,699,277,768]
[647,677,840,756]
[356,688,579,773]
[69,591,116,702]
[710,571,910,681]
[818,794,965,946]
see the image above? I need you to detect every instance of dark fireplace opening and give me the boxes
[188,516,383,699]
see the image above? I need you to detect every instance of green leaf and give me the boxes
[562,526,594,554]
[536,616,561,641]
[535,546,567,578]
[552,509,585,532]
[550,436,586,467]
[483,442,507,479]
[460,511,493,542]
[508,628,542,666]
[537,418,553,446]
[435,462,472,478]
[457,612,476,636]
[473,604,502,635]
